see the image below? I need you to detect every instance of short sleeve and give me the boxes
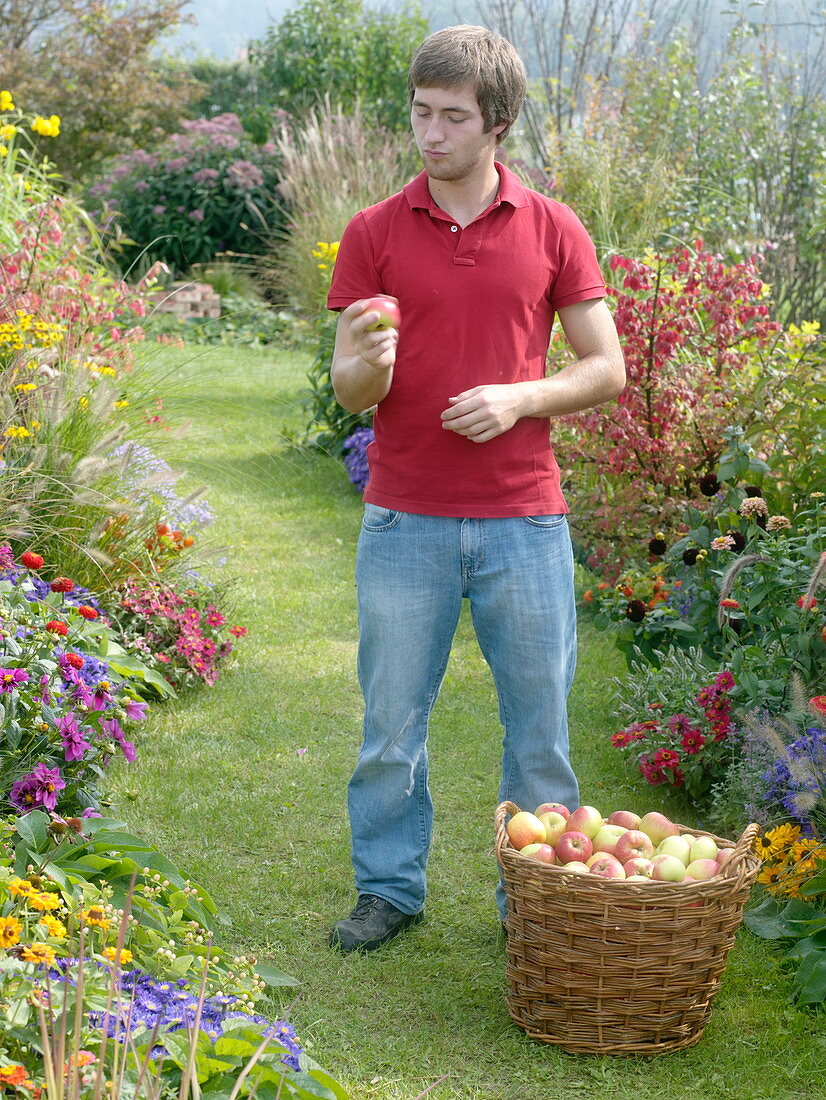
[327,213,382,311]
[548,205,606,310]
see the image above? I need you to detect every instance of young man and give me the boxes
[327,25,625,952]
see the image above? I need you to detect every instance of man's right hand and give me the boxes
[331,298,400,413]
[340,298,399,373]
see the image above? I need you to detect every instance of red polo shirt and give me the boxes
[327,163,606,517]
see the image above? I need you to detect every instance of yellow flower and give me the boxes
[27,889,61,912]
[0,915,23,947]
[0,90,14,111]
[39,914,67,939]
[7,876,38,900]
[31,114,61,137]
[0,124,16,139]
[4,425,31,439]
[79,905,110,931]
[0,1066,33,1089]
[13,382,37,392]
[0,146,7,158]
[19,943,57,965]
[102,946,133,965]
[114,399,129,409]
[761,822,801,858]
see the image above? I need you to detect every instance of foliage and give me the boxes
[248,0,428,133]
[164,55,273,142]
[587,435,825,710]
[90,114,284,277]
[0,552,167,817]
[554,245,824,570]
[609,656,735,802]
[109,578,246,692]
[267,103,418,316]
[746,821,826,1007]
[0,814,344,1098]
[2,0,198,183]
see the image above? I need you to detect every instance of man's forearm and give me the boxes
[520,349,626,418]
[331,353,394,414]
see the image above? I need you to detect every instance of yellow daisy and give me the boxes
[19,943,57,965]
[0,915,23,948]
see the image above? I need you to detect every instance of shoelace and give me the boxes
[349,894,385,922]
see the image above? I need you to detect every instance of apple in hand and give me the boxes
[622,856,655,878]
[535,802,570,820]
[588,853,626,879]
[656,834,694,865]
[639,811,679,847]
[651,853,686,882]
[608,809,641,830]
[556,830,593,864]
[506,811,547,850]
[615,830,655,863]
[538,811,568,846]
[362,296,401,331]
[520,843,557,864]
[567,805,604,839]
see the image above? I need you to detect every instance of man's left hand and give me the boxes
[440,384,524,443]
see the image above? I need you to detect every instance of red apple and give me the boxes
[624,874,654,883]
[588,854,626,879]
[639,811,679,847]
[567,805,604,839]
[716,847,735,869]
[506,811,547,851]
[656,834,693,866]
[651,853,686,882]
[555,830,593,864]
[615,829,654,863]
[607,809,641,830]
[622,856,655,879]
[534,802,570,820]
[362,295,401,331]
[520,843,557,864]
[685,858,719,881]
[538,811,568,846]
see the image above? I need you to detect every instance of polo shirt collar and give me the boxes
[403,162,530,213]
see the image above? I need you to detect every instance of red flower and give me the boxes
[229,625,247,638]
[50,577,75,593]
[719,598,740,609]
[65,652,84,669]
[681,730,706,754]
[20,551,44,570]
[809,696,826,717]
[797,595,818,610]
[653,748,681,768]
[45,620,69,635]
[77,606,99,620]
[582,589,593,603]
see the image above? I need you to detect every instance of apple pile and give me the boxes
[506,803,734,883]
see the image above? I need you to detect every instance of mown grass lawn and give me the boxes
[109,342,825,1099]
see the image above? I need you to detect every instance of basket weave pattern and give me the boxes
[495,801,760,1054]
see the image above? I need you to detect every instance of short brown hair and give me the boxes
[407,25,527,141]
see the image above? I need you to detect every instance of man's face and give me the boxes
[411,84,504,183]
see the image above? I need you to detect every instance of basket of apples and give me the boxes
[494,800,760,1055]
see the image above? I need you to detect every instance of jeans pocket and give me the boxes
[362,503,402,531]
[522,513,566,529]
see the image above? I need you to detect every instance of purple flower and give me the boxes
[124,699,148,721]
[56,713,93,762]
[153,205,166,216]
[9,764,66,811]
[0,544,15,570]
[193,167,219,186]
[226,160,263,190]
[102,717,137,763]
[342,427,373,491]
[188,208,205,222]
[0,667,29,692]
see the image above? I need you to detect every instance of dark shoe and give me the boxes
[328,894,423,953]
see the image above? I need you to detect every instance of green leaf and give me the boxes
[744,896,787,939]
[12,810,50,850]
[793,949,826,1005]
[254,962,300,988]
[107,656,176,697]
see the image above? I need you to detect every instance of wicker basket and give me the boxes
[495,801,760,1055]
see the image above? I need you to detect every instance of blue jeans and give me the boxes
[349,506,579,918]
